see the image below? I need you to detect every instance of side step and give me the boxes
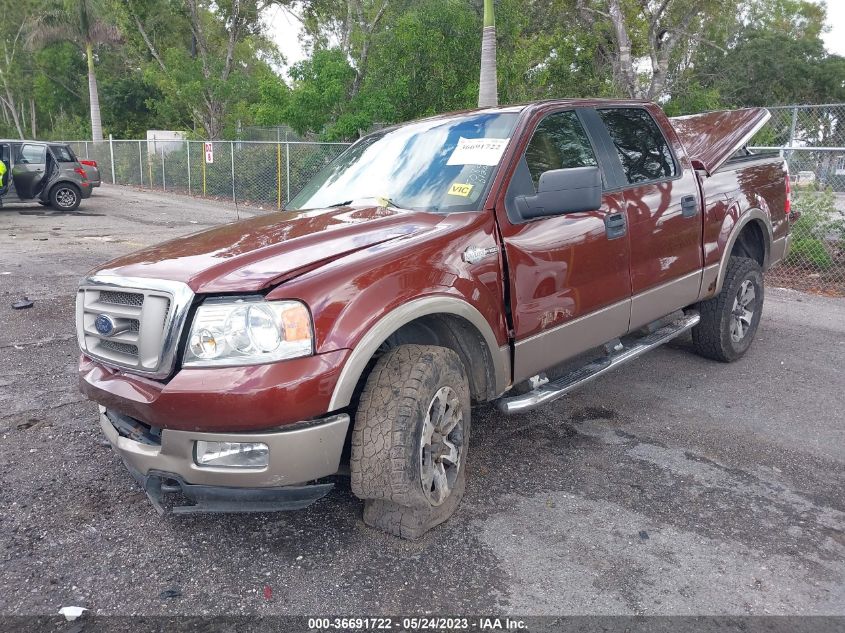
[497,312,700,415]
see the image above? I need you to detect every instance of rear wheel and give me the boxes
[50,183,81,212]
[350,344,470,540]
[692,256,763,362]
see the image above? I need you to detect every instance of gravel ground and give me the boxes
[0,186,843,617]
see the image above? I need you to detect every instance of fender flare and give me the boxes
[328,296,510,411]
[713,208,773,295]
[44,179,81,201]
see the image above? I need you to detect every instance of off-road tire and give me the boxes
[350,344,471,540]
[50,183,81,212]
[692,256,764,362]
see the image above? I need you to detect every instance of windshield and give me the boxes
[287,111,521,213]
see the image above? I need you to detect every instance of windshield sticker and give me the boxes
[447,137,510,166]
[448,183,474,197]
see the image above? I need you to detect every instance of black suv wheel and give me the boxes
[50,183,81,212]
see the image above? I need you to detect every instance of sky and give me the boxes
[818,1,845,56]
[264,1,845,76]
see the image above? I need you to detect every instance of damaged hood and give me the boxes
[93,206,441,293]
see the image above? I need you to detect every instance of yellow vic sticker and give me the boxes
[448,183,474,197]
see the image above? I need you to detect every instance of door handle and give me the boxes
[605,212,627,240]
[681,195,698,218]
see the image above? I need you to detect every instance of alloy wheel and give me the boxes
[56,188,77,209]
[730,279,756,342]
[419,386,464,506]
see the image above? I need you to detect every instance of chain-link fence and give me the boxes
[63,104,844,295]
[750,104,845,294]
[64,138,351,209]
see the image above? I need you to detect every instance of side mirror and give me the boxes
[515,166,602,219]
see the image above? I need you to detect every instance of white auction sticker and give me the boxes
[447,137,510,166]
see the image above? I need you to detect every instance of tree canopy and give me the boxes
[1,0,842,140]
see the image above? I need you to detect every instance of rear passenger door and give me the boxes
[592,106,703,330]
[11,143,47,199]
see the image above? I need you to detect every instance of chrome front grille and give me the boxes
[76,276,194,379]
[100,290,145,307]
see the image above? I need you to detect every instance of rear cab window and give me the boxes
[597,108,678,185]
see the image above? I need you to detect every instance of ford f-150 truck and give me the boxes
[77,100,791,539]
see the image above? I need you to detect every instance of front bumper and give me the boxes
[99,406,349,513]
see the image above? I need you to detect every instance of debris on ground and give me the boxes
[159,586,182,599]
[11,297,34,309]
[58,606,87,621]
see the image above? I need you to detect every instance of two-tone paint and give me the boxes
[79,98,791,437]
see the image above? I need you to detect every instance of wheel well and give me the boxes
[48,180,80,198]
[355,314,497,406]
[730,220,767,267]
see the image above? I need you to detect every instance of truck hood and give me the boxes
[94,206,442,293]
[670,107,771,176]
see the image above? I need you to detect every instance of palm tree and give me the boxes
[29,0,120,141]
[478,0,497,107]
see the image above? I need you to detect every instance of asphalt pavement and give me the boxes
[0,186,843,617]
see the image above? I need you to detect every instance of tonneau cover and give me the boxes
[670,108,771,176]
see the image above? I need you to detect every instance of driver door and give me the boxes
[11,143,47,199]
[496,109,632,383]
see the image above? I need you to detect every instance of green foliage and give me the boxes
[787,237,834,269]
[284,48,357,136]
[361,0,481,123]
[785,190,842,270]
[5,0,845,141]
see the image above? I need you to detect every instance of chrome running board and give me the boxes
[497,312,701,415]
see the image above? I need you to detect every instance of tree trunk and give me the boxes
[0,68,24,139]
[608,0,641,98]
[85,41,103,141]
[30,98,36,138]
[478,0,497,108]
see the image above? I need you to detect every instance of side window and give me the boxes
[598,108,677,184]
[524,111,597,189]
[17,144,47,165]
[50,145,76,162]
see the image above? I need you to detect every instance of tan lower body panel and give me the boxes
[629,270,703,331]
[769,235,791,267]
[99,406,349,488]
[513,299,631,383]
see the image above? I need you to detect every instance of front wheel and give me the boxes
[692,256,764,362]
[350,344,471,540]
[50,183,81,212]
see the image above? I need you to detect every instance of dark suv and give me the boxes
[0,140,93,211]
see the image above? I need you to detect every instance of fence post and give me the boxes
[276,142,282,209]
[138,140,143,187]
[161,144,166,191]
[109,134,116,185]
[85,141,89,159]
[788,106,798,148]
[186,140,191,196]
[285,141,291,204]
[231,141,236,203]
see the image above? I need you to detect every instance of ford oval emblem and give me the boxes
[94,314,116,336]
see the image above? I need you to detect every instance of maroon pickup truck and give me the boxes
[77,100,790,539]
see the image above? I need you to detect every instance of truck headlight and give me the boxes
[183,298,313,367]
